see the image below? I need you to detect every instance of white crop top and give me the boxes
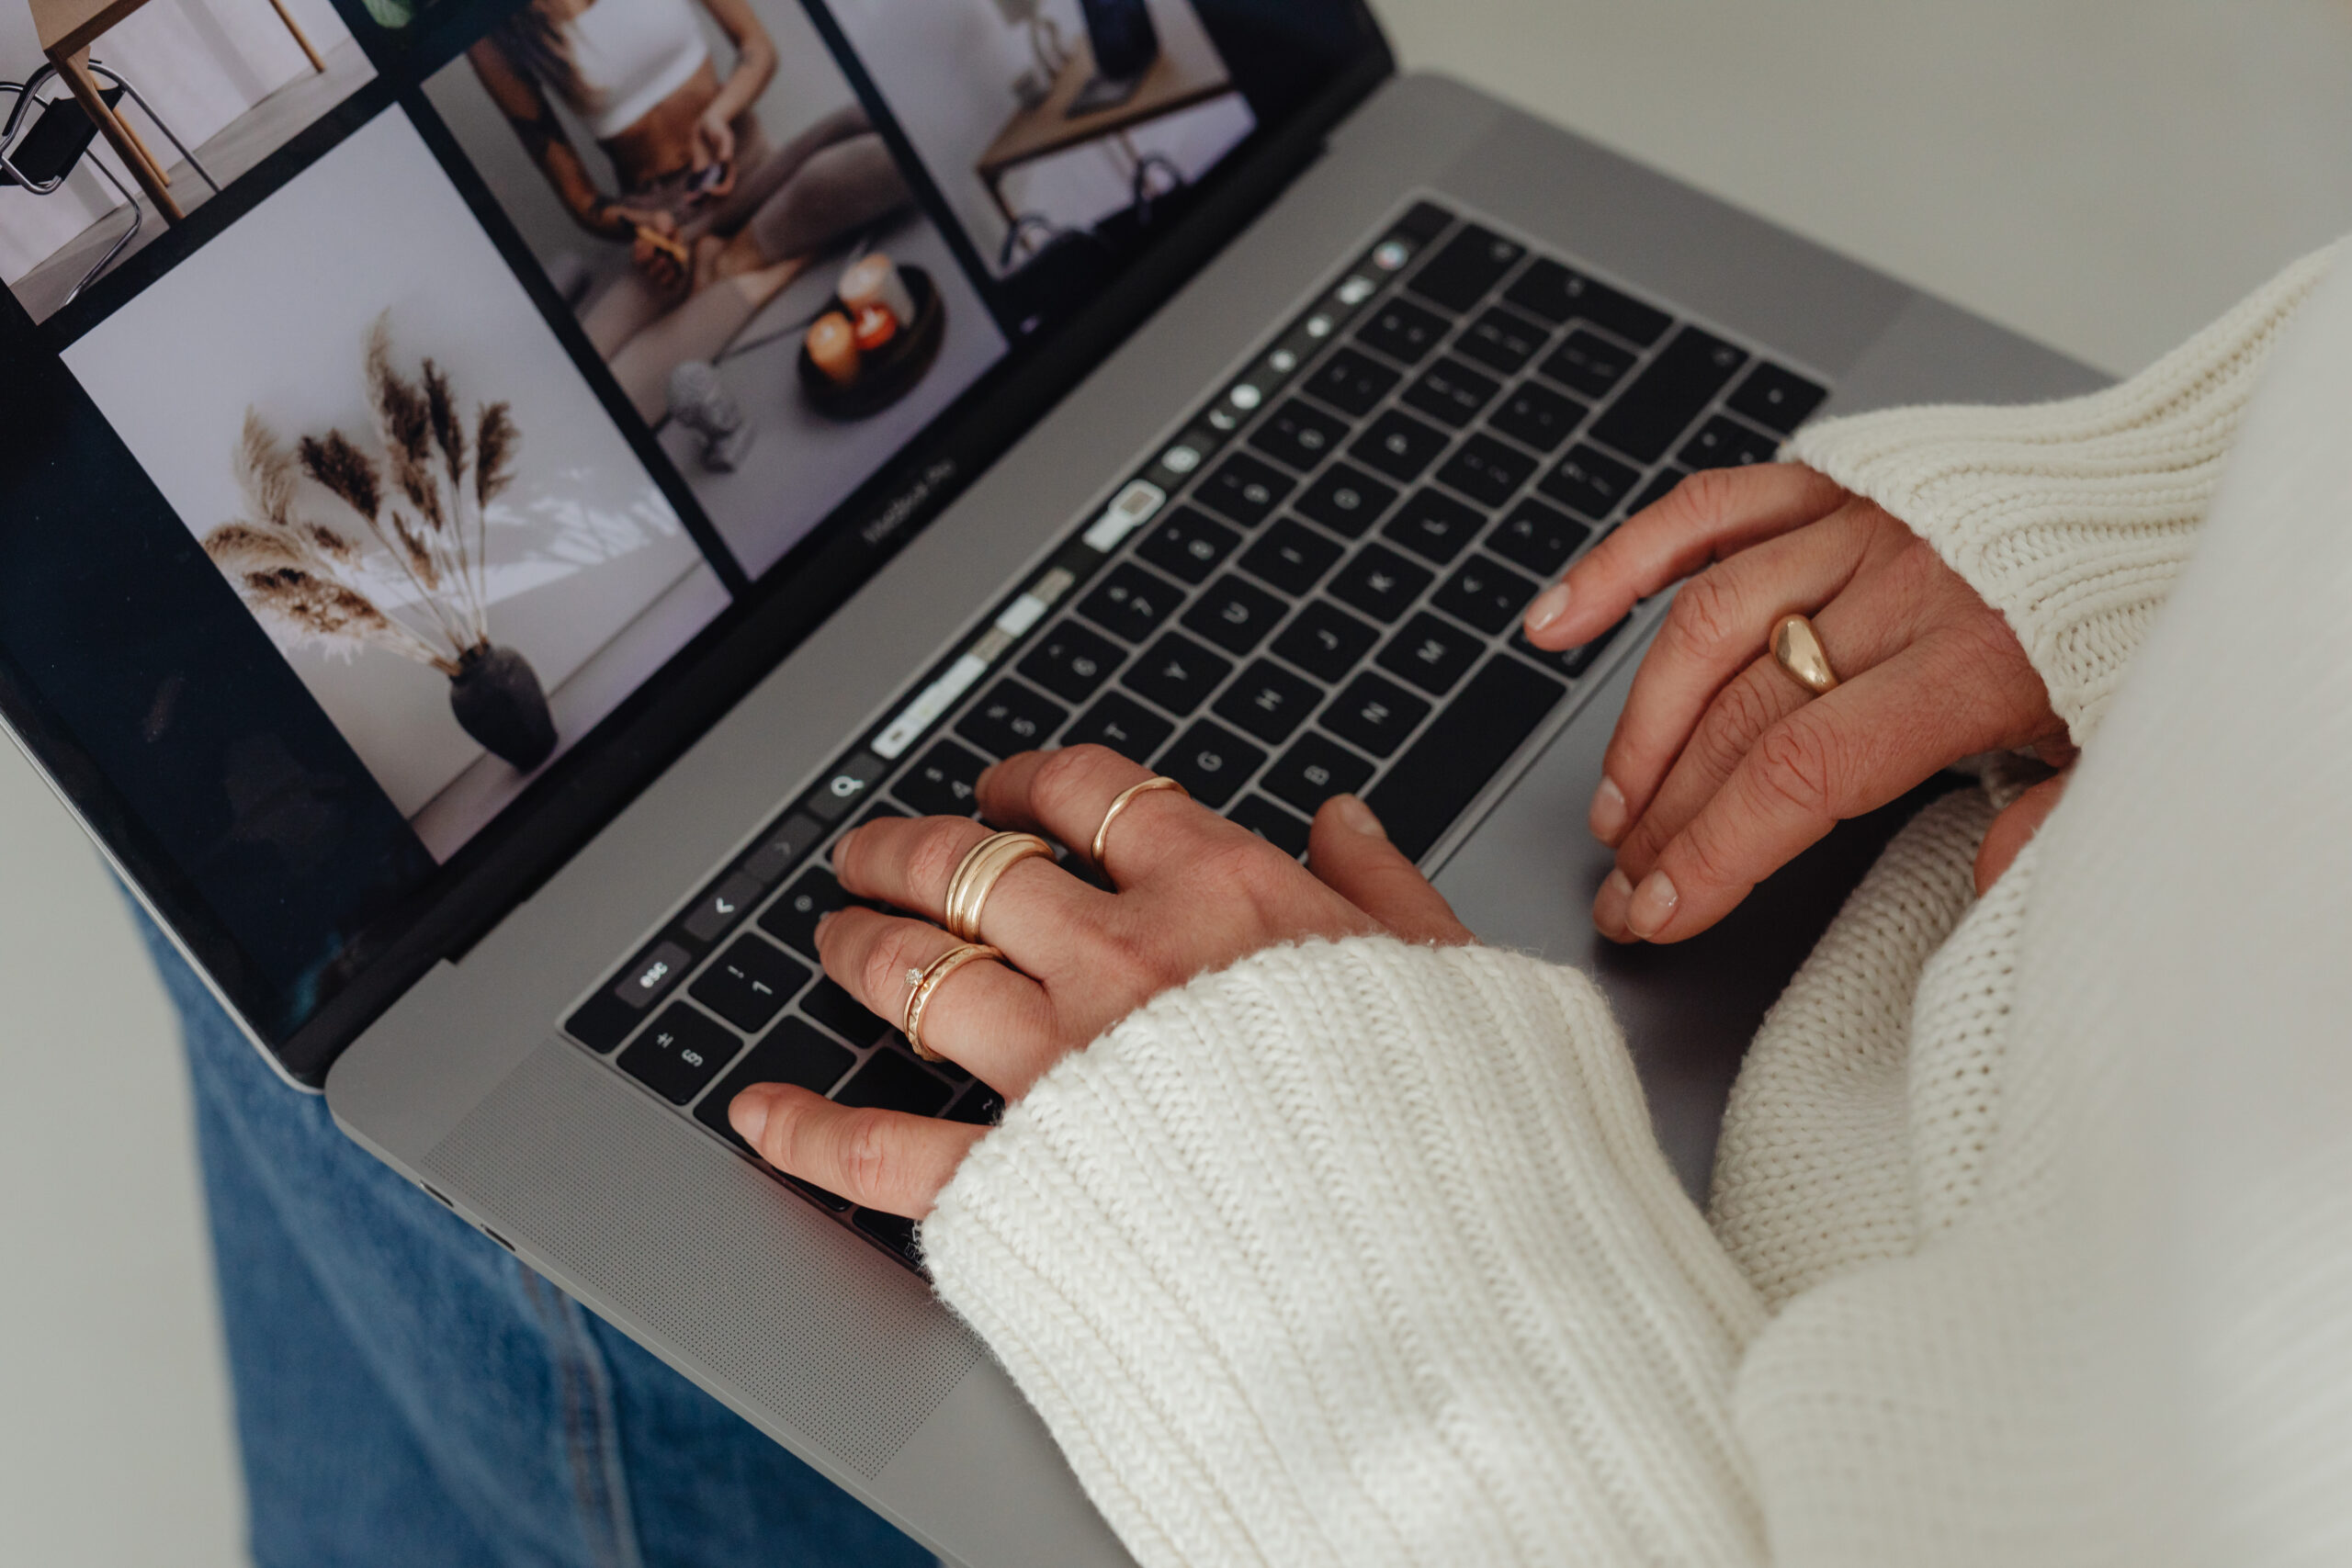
[556,0,710,141]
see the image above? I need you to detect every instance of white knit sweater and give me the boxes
[921,243,2352,1567]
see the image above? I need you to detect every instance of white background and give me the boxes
[4,2,2349,1562]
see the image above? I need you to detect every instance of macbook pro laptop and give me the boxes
[0,4,2102,1562]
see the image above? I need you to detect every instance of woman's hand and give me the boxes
[601,205,690,290]
[728,746,1472,1217]
[1521,465,2067,943]
[688,111,737,199]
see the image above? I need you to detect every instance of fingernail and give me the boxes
[728,1085,775,1147]
[1628,870,1679,939]
[1589,775,1629,845]
[1592,867,1634,933]
[1523,581,1573,636]
[1332,794,1385,838]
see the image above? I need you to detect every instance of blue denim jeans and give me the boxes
[147,919,932,1568]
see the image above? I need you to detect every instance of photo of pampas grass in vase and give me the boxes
[204,312,559,772]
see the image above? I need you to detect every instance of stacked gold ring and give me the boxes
[1090,775,1189,866]
[942,830,1054,942]
[902,942,1001,1062]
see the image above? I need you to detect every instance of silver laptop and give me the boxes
[0,4,2100,1562]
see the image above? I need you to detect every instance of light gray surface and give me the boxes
[5,5,2346,1564]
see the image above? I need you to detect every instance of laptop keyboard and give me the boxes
[560,199,1830,1269]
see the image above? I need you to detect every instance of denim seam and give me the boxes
[521,1266,646,1568]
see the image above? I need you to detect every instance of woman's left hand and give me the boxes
[728,746,1472,1217]
[690,112,737,197]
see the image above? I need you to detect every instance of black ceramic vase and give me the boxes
[448,642,557,771]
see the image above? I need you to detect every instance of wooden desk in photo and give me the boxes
[29,0,323,222]
[974,35,1233,231]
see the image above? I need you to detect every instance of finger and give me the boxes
[1522,463,1849,649]
[815,908,1059,1091]
[1622,642,1988,942]
[831,812,1107,958]
[978,744,1249,885]
[1306,795,1473,945]
[729,1083,984,1219]
[1589,505,1879,845]
[1974,770,2069,897]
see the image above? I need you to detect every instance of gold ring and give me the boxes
[1770,613,1840,696]
[901,942,1003,1062]
[1090,775,1189,866]
[942,830,1053,942]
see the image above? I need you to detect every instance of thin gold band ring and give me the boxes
[1090,776,1189,866]
[901,942,1003,1062]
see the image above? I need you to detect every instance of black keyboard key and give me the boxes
[1019,621,1125,704]
[1271,600,1379,682]
[1454,305,1550,375]
[1351,408,1452,483]
[1434,554,1540,634]
[1249,399,1350,472]
[1228,794,1312,858]
[689,935,810,1034]
[1356,296,1450,366]
[1401,356,1501,428]
[944,1084,1005,1127]
[1213,660,1323,745]
[895,739,986,817]
[788,1178,854,1212]
[853,1209,922,1266]
[1436,434,1535,509]
[834,1048,955,1116]
[1136,506,1240,583]
[1065,691,1175,763]
[1156,718,1268,808]
[619,1003,744,1106]
[1321,671,1430,757]
[1377,612,1483,695]
[695,1019,858,1147]
[1182,574,1288,655]
[1408,223,1523,311]
[1194,452,1295,527]
[1393,200,1453,243]
[1679,413,1779,471]
[1076,562,1182,644]
[1367,656,1566,859]
[1304,346,1399,418]
[1727,362,1828,434]
[1381,487,1487,566]
[1513,611,1631,679]
[1487,496,1592,576]
[800,977,890,1046]
[682,872,763,944]
[1589,326,1747,464]
[1629,467,1688,516]
[1540,445,1643,521]
[1124,632,1232,714]
[1488,380,1587,455]
[1542,329,1639,400]
[1294,462,1397,537]
[1263,731,1374,818]
[758,866,850,958]
[570,939,695,1052]
[1507,261,1671,346]
[1238,518,1343,596]
[853,801,906,834]
[1329,544,1434,624]
[956,678,1068,758]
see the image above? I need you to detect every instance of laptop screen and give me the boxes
[0,0,1385,1063]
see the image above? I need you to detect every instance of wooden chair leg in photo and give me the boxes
[261,0,326,73]
[51,50,180,220]
[113,111,166,188]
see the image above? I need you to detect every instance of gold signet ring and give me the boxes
[942,831,1053,943]
[1091,775,1189,867]
[1770,613,1840,696]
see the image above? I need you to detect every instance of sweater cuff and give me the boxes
[1787,243,2335,744]
[921,936,1767,1568]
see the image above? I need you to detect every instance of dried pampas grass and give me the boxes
[202,310,525,678]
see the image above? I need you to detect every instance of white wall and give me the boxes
[0,0,354,282]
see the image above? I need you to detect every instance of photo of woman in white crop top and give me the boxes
[468,0,912,421]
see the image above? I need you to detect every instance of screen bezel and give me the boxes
[0,4,1395,1084]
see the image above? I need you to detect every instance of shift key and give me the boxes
[1588,327,1747,465]
[1364,656,1565,860]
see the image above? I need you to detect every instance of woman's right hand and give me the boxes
[602,206,688,291]
[1520,465,2068,943]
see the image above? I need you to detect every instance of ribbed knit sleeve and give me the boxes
[1786,243,2335,743]
[920,936,1768,1568]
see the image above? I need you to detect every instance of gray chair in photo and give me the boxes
[1,61,220,305]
